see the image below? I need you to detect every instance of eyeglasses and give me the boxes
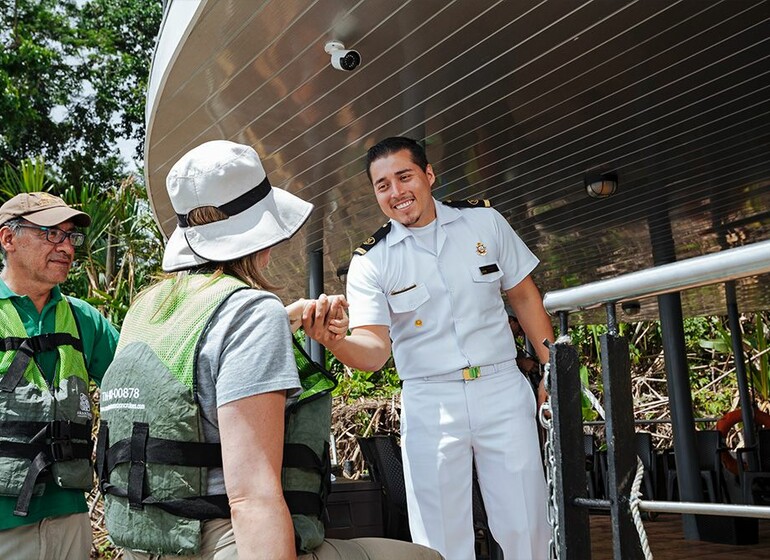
[17,225,85,247]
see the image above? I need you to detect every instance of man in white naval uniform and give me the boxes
[305,137,552,560]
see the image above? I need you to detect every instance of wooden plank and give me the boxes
[590,514,770,560]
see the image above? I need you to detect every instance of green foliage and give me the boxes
[692,376,735,419]
[0,156,164,327]
[334,369,375,400]
[0,0,163,186]
[0,0,81,164]
[753,313,770,401]
[332,366,402,402]
[0,155,49,195]
[565,314,770,422]
[60,177,163,326]
[683,316,718,349]
[318,311,765,424]
[0,0,163,328]
[698,312,770,402]
[290,330,401,403]
[569,324,605,420]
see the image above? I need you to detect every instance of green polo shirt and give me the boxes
[0,278,119,531]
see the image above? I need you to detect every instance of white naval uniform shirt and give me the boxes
[347,198,539,379]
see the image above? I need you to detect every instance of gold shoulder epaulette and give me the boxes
[442,199,492,208]
[354,223,392,256]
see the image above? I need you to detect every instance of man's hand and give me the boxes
[537,376,549,414]
[301,294,349,347]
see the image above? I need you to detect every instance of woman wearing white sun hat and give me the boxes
[96,140,443,560]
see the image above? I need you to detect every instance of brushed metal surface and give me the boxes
[146,0,770,321]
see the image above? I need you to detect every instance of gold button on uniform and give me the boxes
[415,319,423,327]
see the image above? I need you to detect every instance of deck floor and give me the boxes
[589,513,770,559]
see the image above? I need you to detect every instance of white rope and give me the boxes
[575,354,651,559]
[581,385,605,419]
[629,456,654,560]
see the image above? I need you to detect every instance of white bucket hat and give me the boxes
[162,140,313,272]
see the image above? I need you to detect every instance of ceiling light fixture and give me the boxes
[585,171,618,198]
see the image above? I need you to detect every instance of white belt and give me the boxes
[421,358,518,382]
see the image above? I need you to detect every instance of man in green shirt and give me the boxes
[0,192,119,560]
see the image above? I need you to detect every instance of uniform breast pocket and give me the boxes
[471,261,504,283]
[387,283,430,314]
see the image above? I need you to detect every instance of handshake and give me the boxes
[285,294,349,346]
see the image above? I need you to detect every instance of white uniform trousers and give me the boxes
[401,364,548,560]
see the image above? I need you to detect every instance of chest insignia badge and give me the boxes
[476,242,487,256]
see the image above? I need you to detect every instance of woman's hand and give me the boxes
[302,294,349,346]
[285,298,311,333]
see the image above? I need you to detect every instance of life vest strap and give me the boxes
[0,439,92,462]
[283,440,332,518]
[98,425,332,524]
[0,333,83,353]
[102,434,226,473]
[0,420,91,440]
[128,423,149,510]
[148,494,230,520]
[101,479,231,520]
[284,490,324,517]
[283,442,323,470]
[0,333,83,392]
[95,421,109,489]
[97,421,229,515]
[13,451,51,516]
[9,435,92,517]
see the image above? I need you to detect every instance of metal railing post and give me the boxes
[307,247,324,363]
[601,303,644,559]
[550,337,592,558]
[726,280,758,471]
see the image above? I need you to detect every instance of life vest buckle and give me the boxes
[49,420,72,440]
[28,333,53,353]
[50,439,74,462]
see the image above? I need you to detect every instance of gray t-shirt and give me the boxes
[194,289,301,494]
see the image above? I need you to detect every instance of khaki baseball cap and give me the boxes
[0,192,91,228]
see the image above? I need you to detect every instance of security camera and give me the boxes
[332,50,361,71]
[621,300,642,316]
[324,40,361,72]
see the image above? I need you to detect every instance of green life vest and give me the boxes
[97,274,336,555]
[0,297,94,517]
